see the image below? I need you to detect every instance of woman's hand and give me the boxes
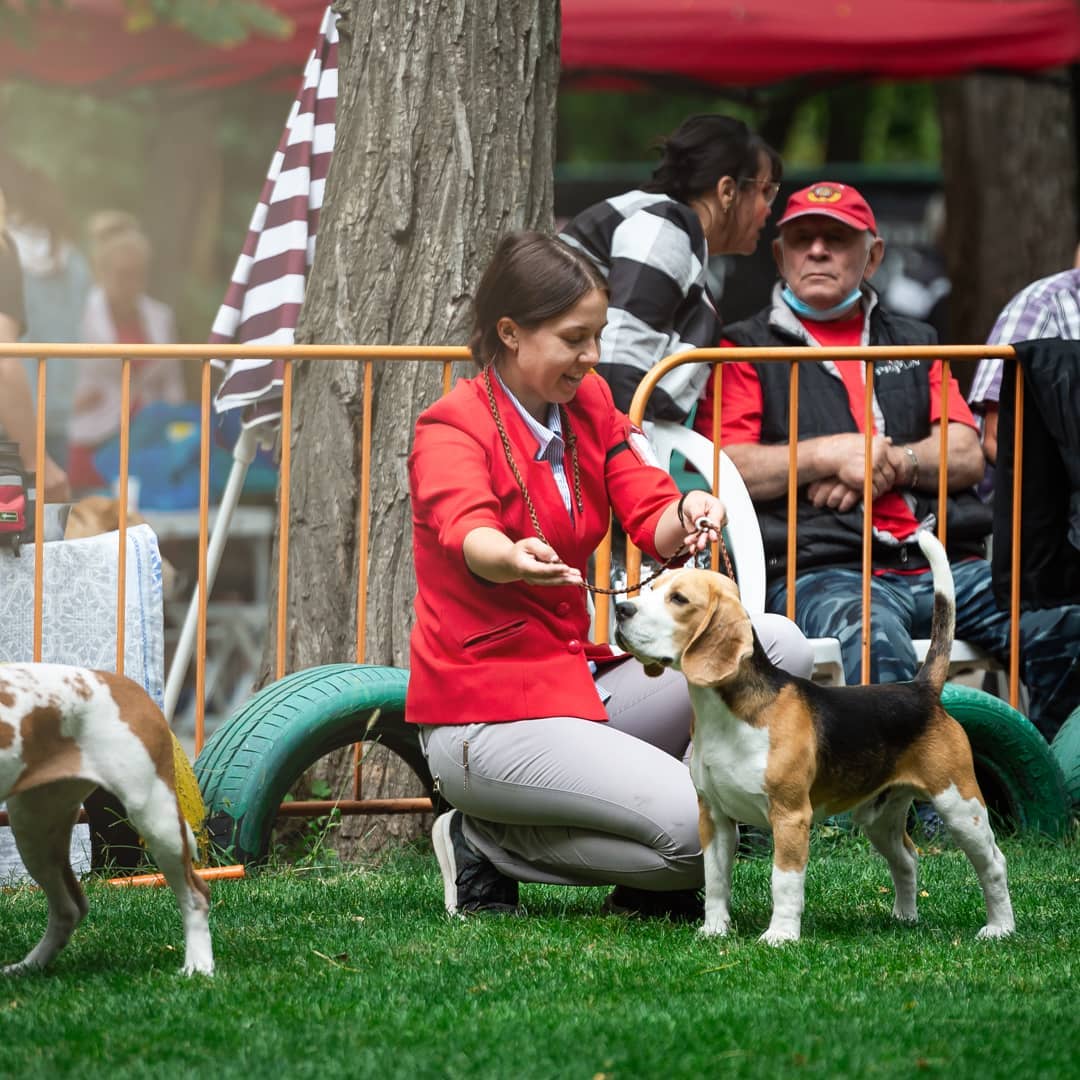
[655,490,728,559]
[463,526,582,586]
[509,537,583,586]
[678,491,728,554]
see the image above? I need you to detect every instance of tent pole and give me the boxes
[163,424,261,724]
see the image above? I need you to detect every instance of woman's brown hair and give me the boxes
[469,231,606,368]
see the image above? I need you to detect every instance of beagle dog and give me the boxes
[1,664,213,975]
[614,530,1014,945]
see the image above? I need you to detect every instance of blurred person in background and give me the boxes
[68,211,185,495]
[560,113,782,422]
[882,192,951,343]
[969,244,1080,471]
[0,151,92,468]
[0,185,70,503]
[707,181,1080,742]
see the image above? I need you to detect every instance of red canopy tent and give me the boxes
[2,0,1079,92]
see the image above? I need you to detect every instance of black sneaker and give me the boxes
[432,810,520,916]
[600,885,704,923]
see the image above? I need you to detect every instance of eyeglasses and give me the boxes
[738,178,781,207]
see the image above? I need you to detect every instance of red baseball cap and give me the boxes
[776,182,878,235]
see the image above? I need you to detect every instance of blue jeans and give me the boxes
[767,558,1080,741]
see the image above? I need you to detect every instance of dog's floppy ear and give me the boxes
[680,586,754,686]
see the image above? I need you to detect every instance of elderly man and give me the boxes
[695,181,1080,741]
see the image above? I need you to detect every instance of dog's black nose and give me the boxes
[615,601,636,621]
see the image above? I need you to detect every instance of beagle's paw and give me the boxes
[975,922,1014,941]
[759,925,800,946]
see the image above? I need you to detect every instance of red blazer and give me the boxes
[406,372,679,726]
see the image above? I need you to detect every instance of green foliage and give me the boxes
[273,805,343,870]
[0,79,292,340]
[558,81,941,168]
[273,779,344,870]
[131,0,291,46]
[0,68,941,343]
[0,0,290,46]
[0,836,1075,1078]
[558,89,758,165]
[0,83,156,229]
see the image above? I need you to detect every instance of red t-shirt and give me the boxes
[694,310,976,541]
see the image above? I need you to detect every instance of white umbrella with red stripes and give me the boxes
[164,6,339,719]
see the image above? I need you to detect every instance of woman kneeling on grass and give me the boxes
[407,231,812,919]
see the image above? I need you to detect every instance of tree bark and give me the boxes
[938,72,1076,346]
[261,0,559,858]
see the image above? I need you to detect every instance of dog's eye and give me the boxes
[668,591,689,606]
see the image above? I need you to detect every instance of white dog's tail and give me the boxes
[915,529,956,693]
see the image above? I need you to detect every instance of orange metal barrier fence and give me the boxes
[618,345,1022,705]
[1,341,1024,827]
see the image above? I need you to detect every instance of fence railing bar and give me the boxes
[1009,366,1025,709]
[195,360,213,753]
[353,359,375,800]
[32,356,47,662]
[939,360,950,549]
[786,360,799,622]
[861,360,875,685]
[275,357,293,682]
[7,342,1029,825]
[115,357,132,677]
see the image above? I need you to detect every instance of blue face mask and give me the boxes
[781,283,864,322]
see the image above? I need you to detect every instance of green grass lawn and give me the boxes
[1,829,1077,1079]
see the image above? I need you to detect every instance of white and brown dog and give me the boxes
[615,530,1014,944]
[1,664,213,975]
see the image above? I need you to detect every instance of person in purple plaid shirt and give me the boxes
[969,258,1080,466]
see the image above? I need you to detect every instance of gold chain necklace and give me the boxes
[481,367,732,596]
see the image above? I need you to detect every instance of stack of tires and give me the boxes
[193,664,425,864]
[939,685,1072,837]
[192,669,1076,866]
[1050,704,1080,821]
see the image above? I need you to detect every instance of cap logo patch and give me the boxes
[807,185,843,204]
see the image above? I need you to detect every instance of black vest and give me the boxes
[992,338,1080,610]
[725,303,992,580]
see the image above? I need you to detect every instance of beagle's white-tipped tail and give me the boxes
[915,529,956,692]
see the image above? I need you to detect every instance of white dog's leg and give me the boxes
[124,781,214,976]
[761,810,809,945]
[3,782,92,975]
[760,864,806,945]
[854,792,920,923]
[931,785,1014,939]
[699,812,737,937]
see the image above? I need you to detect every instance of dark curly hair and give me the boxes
[643,114,781,203]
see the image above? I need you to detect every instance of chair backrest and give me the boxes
[645,420,768,614]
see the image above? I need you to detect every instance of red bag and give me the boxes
[0,442,29,556]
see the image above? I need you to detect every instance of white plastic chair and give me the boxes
[646,420,1008,691]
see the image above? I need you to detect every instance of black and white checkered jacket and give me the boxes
[561,191,720,422]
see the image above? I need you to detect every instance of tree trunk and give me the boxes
[260,0,559,859]
[938,72,1076,346]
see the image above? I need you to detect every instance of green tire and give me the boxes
[193,664,428,863]
[1050,704,1080,813]
[941,684,1071,837]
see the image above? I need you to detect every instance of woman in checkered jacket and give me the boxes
[561,114,781,423]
